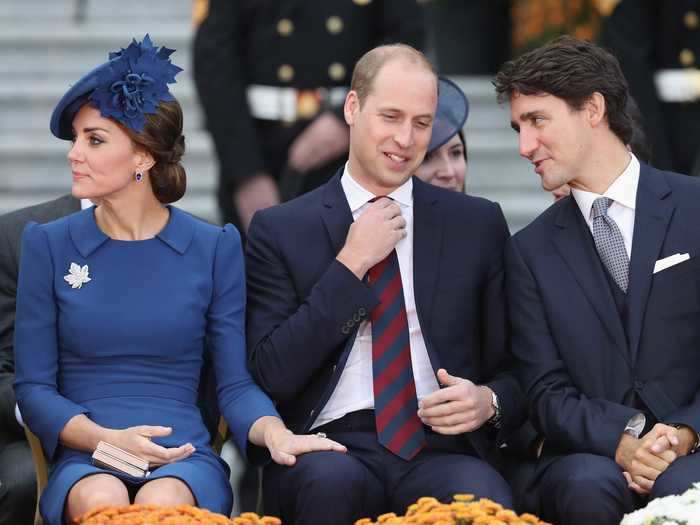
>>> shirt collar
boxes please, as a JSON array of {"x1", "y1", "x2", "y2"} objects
[
  {"x1": 572, "y1": 153, "x2": 640, "y2": 221},
  {"x1": 68, "y1": 205, "x2": 193, "y2": 257},
  {"x1": 340, "y1": 162, "x2": 413, "y2": 212}
]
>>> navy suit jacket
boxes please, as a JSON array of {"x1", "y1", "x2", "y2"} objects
[
  {"x1": 245, "y1": 171, "x2": 525, "y2": 466},
  {"x1": 506, "y1": 163, "x2": 700, "y2": 468}
]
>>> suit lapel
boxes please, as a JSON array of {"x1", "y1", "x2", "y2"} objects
[
  {"x1": 552, "y1": 197, "x2": 631, "y2": 365},
  {"x1": 627, "y1": 165, "x2": 674, "y2": 362},
  {"x1": 412, "y1": 178, "x2": 442, "y2": 363},
  {"x1": 321, "y1": 170, "x2": 354, "y2": 255}
]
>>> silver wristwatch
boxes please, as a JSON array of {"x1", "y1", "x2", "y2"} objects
[{"x1": 487, "y1": 390, "x2": 502, "y2": 428}]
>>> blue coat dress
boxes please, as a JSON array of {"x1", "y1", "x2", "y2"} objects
[{"x1": 13, "y1": 206, "x2": 278, "y2": 525}]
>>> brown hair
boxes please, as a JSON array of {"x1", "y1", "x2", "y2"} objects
[
  {"x1": 350, "y1": 44, "x2": 437, "y2": 105},
  {"x1": 123, "y1": 100, "x2": 186, "y2": 203},
  {"x1": 493, "y1": 35, "x2": 633, "y2": 145}
]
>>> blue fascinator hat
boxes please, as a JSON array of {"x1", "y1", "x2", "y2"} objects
[
  {"x1": 50, "y1": 34, "x2": 183, "y2": 140},
  {"x1": 427, "y1": 77, "x2": 470, "y2": 154}
]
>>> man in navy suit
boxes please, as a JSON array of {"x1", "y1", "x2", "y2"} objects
[
  {"x1": 495, "y1": 36, "x2": 700, "y2": 524},
  {"x1": 246, "y1": 44, "x2": 524, "y2": 525}
]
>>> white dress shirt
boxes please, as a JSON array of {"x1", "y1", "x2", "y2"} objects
[
  {"x1": 571, "y1": 153, "x2": 640, "y2": 258},
  {"x1": 312, "y1": 164, "x2": 440, "y2": 429},
  {"x1": 571, "y1": 153, "x2": 645, "y2": 437}
]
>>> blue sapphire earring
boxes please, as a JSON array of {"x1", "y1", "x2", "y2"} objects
[{"x1": 134, "y1": 171, "x2": 143, "y2": 182}]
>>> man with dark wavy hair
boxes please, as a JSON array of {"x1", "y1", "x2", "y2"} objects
[{"x1": 495, "y1": 36, "x2": 700, "y2": 524}]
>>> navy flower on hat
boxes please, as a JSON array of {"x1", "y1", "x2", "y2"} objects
[{"x1": 90, "y1": 34, "x2": 182, "y2": 132}]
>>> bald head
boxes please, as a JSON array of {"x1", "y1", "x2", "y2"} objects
[{"x1": 350, "y1": 44, "x2": 437, "y2": 106}]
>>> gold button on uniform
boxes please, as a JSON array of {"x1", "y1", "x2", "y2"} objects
[
  {"x1": 353, "y1": 0, "x2": 372, "y2": 5},
  {"x1": 680, "y1": 48, "x2": 695, "y2": 67},
  {"x1": 278, "y1": 64, "x2": 295, "y2": 82},
  {"x1": 328, "y1": 62, "x2": 346, "y2": 81},
  {"x1": 277, "y1": 18, "x2": 294, "y2": 36},
  {"x1": 685, "y1": 11, "x2": 699, "y2": 29},
  {"x1": 326, "y1": 16, "x2": 344, "y2": 34}
]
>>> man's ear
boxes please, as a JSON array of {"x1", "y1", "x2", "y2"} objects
[
  {"x1": 344, "y1": 90, "x2": 360, "y2": 126},
  {"x1": 586, "y1": 92, "x2": 607, "y2": 127}
]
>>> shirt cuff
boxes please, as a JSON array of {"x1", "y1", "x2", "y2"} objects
[
  {"x1": 624, "y1": 413, "x2": 646, "y2": 438},
  {"x1": 15, "y1": 403, "x2": 24, "y2": 426}
]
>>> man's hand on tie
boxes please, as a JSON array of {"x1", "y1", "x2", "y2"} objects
[{"x1": 336, "y1": 198, "x2": 405, "y2": 279}]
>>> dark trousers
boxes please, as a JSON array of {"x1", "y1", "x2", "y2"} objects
[
  {"x1": 263, "y1": 411, "x2": 512, "y2": 525},
  {"x1": 527, "y1": 452, "x2": 700, "y2": 525},
  {"x1": 0, "y1": 436, "x2": 36, "y2": 525}
]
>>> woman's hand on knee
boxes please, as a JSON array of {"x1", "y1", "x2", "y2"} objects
[{"x1": 105, "y1": 425, "x2": 195, "y2": 466}]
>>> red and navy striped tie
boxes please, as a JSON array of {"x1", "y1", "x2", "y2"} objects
[{"x1": 369, "y1": 250, "x2": 426, "y2": 460}]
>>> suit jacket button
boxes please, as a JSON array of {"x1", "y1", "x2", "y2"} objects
[
  {"x1": 326, "y1": 16, "x2": 344, "y2": 34},
  {"x1": 278, "y1": 64, "x2": 295, "y2": 82},
  {"x1": 328, "y1": 62, "x2": 346, "y2": 81},
  {"x1": 358, "y1": 307, "x2": 366, "y2": 316},
  {"x1": 680, "y1": 49, "x2": 695, "y2": 67},
  {"x1": 277, "y1": 18, "x2": 294, "y2": 36}
]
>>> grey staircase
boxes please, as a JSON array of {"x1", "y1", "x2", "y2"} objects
[{"x1": 0, "y1": 1, "x2": 552, "y2": 232}]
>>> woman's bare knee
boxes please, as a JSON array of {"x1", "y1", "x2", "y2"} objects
[
  {"x1": 66, "y1": 474, "x2": 129, "y2": 523},
  {"x1": 134, "y1": 477, "x2": 195, "y2": 506}
]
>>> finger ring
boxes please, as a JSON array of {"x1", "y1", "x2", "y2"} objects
[{"x1": 315, "y1": 432, "x2": 327, "y2": 439}]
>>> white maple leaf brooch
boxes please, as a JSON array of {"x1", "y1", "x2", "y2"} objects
[{"x1": 64, "y1": 263, "x2": 91, "y2": 289}]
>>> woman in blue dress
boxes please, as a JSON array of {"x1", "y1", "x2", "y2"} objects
[{"x1": 13, "y1": 35, "x2": 345, "y2": 525}]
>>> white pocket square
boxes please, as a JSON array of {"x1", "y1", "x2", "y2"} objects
[{"x1": 653, "y1": 253, "x2": 690, "y2": 274}]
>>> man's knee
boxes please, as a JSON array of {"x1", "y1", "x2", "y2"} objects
[
  {"x1": 426, "y1": 455, "x2": 512, "y2": 507},
  {"x1": 285, "y1": 451, "x2": 370, "y2": 494},
  {"x1": 651, "y1": 454, "x2": 700, "y2": 499},
  {"x1": 0, "y1": 441, "x2": 36, "y2": 525},
  {"x1": 266, "y1": 451, "x2": 383, "y2": 524},
  {"x1": 540, "y1": 454, "x2": 633, "y2": 524}
]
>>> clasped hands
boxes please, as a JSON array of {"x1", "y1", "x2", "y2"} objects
[
  {"x1": 417, "y1": 369, "x2": 495, "y2": 435},
  {"x1": 615, "y1": 423, "x2": 696, "y2": 495}
]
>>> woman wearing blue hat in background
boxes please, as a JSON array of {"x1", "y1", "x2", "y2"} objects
[
  {"x1": 12, "y1": 35, "x2": 345, "y2": 524},
  {"x1": 415, "y1": 77, "x2": 469, "y2": 193}
]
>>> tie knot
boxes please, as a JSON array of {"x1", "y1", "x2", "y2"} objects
[
  {"x1": 368, "y1": 196, "x2": 392, "y2": 204},
  {"x1": 592, "y1": 197, "x2": 613, "y2": 220}
]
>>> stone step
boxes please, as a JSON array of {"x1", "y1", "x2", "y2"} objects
[
  {"x1": 0, "y1": 129, "x2": 535, "y2": 189},
  {"x1": 0, "y1": 191, "x2": 220, "y2": 225},
  {"x1": 0, "y1": 83, "x2": 507, "y2": 133},
  {"x1": 0, "y1": 131, "x2": 217, "y2": 191},
  {"x1": 0, "y1": 26, "x2": 192, "y2": 84},
  {"x1": 0, "y1": 0, "x2": 191, "y2": 22},
  {"x1": 0, "y1": 80, "x2": 204, "y2": 133}
]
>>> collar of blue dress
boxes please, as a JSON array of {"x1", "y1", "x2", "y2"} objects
[{"x1": 68, "y1": 205, "x2": 194, "y2": 257}]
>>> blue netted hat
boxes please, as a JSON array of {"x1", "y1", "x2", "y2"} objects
[
  {"x1": 427, "y1": 77, "x2": 469, "y2": 154},
  {"x1": 50, "y1": 34, "x2": 182, "y2": 140}
]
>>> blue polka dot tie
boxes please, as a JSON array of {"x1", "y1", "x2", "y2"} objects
[{"x1": 592, "y1": 197, "x2": 629, "y2": 292}]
